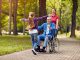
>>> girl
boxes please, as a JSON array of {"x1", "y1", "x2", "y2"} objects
[{"x1": 22, "y1": 12, "x2": 47, "y2": 55}]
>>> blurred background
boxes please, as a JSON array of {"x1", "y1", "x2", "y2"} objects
[{"x1": 0, "y1": 0, "x2": 79, "y2": 37}]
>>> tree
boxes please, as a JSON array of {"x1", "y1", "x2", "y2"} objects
[
  {"x1": 0, "y1": 0, "x2": 2, "y2": 35},
  {"x1": 23, "y1": 0, "x2": 27, "y2": 35},
  {"x1": 13, "y1": 0, "x2": 18, "y2": 35},
  {"x1": 70, "y1": 0, "x2": 78, "y2": 37},
  {"x1": 39, "y1": 0, "x2": 47, "y2": 25},
  {"x1": 9, "y1": 0, "x2": 12, "y2": 35}
]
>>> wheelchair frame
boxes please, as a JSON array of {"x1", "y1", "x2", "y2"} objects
[{"x1": 46, "y1": 29, "x2": 60, "y2": 53}]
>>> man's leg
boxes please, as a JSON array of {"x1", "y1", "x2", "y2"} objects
[
  {"x1": 42, "y1": 35, "x2": 52, "y2": 52},
  {"x1": 37, "y1": 34, "x2": 45, "y2": 52},
  {"x1": 37, "y1": 34, "x2": 45, "y2": 46}
]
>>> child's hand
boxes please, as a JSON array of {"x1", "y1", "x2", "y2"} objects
[
  {"x1": 21, "y1": 18, "x2": 25, "y2": 21},
  {"x1": 21, "y1": 18, "x2": 29, "y2": 22}
]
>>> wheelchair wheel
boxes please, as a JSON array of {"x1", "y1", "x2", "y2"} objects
[
  {"x1": 48, "y1": 40, "x2": 54, "y2": 53},
  {"x1": 46, "y1": 38, "x2": 60, "y2": 53},
  {"x1": 46, "y1": 40, "x2": 54, "y2": 53},
  {"x1": 45, "y1": 40, "x2": 51, "y2": 53},
  {"x1": 53, "y1": 38, "x2": 60, "y2": 52}
]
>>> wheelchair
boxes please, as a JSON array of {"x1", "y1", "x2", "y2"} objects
[{"x1": 46, "y1": 29, "x2": 60, "y2": 53}]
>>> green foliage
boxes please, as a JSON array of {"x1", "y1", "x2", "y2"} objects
[
  {"x1": 0, "y1": 35, "x2": 31, "y2": 56},
  {"x1": 1, "y1": 0, "x2": 80, "y2": 32},
  {"x1": 76, "y1": 0, "x2": 80, "y2": 26},
  {"x1": 1, "y1": 0, "x2": 39, "y2": 32},
  {"x1": 46, "y1": 0, "x2": 72, "y2": 32},
  {"x1": 17, "y1": 22, "x2": 23, "y2": 32}
]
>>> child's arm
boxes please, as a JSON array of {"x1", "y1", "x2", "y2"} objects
[
  {"x1": 35, "y1": 16, "x2": 48, "y2": 21},
  {"x1": 21, "y1": 18, "x2": 29, "y2": 22}
]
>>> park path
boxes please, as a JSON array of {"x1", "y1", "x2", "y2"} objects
[{"x1": 0, "y1": 35, "x2": 80, "y2": 60}]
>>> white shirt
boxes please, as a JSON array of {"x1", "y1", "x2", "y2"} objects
[{"x1": 46, "y1": 24, "x2": 50, "y2": 34}]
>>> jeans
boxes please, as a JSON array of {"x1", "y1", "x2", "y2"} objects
[
  {"x1": 30, "y1": 33, "x2": 38, "y2": 49},
  {"x1": 38, "y1": 34, "x2": 52, "y2": 48}
]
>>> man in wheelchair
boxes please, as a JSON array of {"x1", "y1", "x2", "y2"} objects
[{"x1": 37, "y1": 17, "x2": 56, "y2": 52}]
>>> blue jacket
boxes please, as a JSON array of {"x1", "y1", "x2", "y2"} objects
[{"x1": 38, "y1": 23, "x2": 55, "y2": 36}]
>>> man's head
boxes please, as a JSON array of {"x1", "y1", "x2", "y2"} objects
[{"x1": 47, "y1": 17, "x2": 52, "y2": 24}]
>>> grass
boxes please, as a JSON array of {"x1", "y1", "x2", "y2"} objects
[
  {"x1": 0, "y1": 35, "x2": 31, "y2": 56},
  {"x1": 65, "y1": 30, "x2": 80, "y2": 40}
]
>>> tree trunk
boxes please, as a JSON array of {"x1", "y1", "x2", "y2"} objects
[
  {"x1": 39, "y1": 0, "x2": 47, "y2": 25},
  {"x1": 70, "y1": 0, "x2": 78, "y2": 37},
  {"x1": 9, "y1": 0, "x2": 12, "y2": 35},
  {"x1": 0, "y1": 0, "x2": 2, "y2": 35},
  {"x1": 23, "y1": 0, "x2": 27, "y2": 35},
  {"x1": 13, "y1": 0, "x2": 18, "y2": 35},
  {"x1": 35, "y1": 0, "x2": 38, "y2": 15}
]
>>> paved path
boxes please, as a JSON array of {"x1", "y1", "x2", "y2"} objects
[{"x1": 0, "y1": 36, "x2": 80, "y2": 60}]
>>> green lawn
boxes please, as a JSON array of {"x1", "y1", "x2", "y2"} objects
[{"x1": 0, "y1": 35, "x2": 31, "y2": 56}]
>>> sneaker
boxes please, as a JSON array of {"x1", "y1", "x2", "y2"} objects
[
  {"x1": 35, "y1": 48, "x2": 39, "y2": 52},
  {"x1": 32, "y1": 49, "x2": 37, "y2": 55},
  {"x1": 40, "y1": 49, "x2": 46, "y2": 52},
  {"x1": 35, "y1": 45, "x2": 41, "y2": 52},
  {"x1": 43, "y1": 47, "x2": 46, "y2": 52}
]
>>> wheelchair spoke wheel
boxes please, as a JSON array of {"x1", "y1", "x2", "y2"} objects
[
  {"x1": 46, "y1": 38, "x2": 60, "y2": 53},
  {"x1": 49, "y1": 41, "x2": 53, "y2": 53},
  {"x1": 47, "y1": 40, "x2": 53, "y2": 53},
  {"x1": 53, "y1": 38, "x2": 60, "y2": 52},
  {"x1": 46, "y1": 40, "x2": 52, "y2": 53}
]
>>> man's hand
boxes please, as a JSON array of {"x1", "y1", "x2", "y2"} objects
[{"x1": 49, "y1": 27, "x2": 52, "y2": 30}]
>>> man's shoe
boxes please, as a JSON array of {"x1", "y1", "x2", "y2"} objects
[
  {"x1": 35, "y1": 48, "x2": 40, "y2": 52},
  {"x1": 35, "y1": 45, "x2": 41, "y2": 52},
  {"x1": 43, "y1": 47, "x2": 46, "y2": 52},
  {"x1": 40, "y1": 49, "x2": 46, "y2": 52}
]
